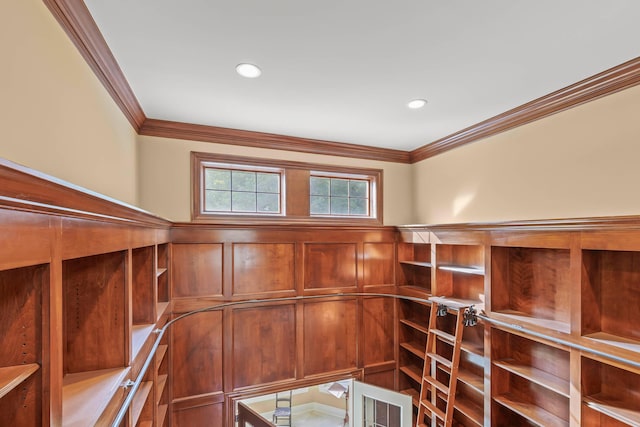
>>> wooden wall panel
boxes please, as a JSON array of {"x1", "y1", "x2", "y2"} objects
[
  {"x1": 172, "y1": 243, "x2": 223, "y2": 298},
  {"x1": 171, "y1": 310, "x2": 223, "y2": 398},
  {"x1": 172, "y1": 403, "x2": 224, "y2": 427},
  {"x1": 0, "y1": 210, "x2": 51, "y2": 271},
  {"x1": 363, "y1": 242, "x2": 395, "y2": 286},
  {"x1": 303, "y1": 299, "x2": 357, "y2": 376},
  {"x1": 363, "y1": 297, "x2": 395, "y2": 366},
  {"x1": 304, "y1": 243, "x2": 357, "y2": 289},
  {"x1": 364, "y1": 369, "x2": 395, "y2": 390},
  {"x1": 232, "y1": 243, "x2": 295, "y2": 295},
  {"x1": 232, "y1": 304, "x2": 296, "y2": 389}
]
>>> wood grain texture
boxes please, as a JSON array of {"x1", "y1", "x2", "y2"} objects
[
  {"x1": 411, "y1": 56, "x2": 640, "y2": 162},
  {"x1": 42, "y1": 0, "x2": 145, "y2": 130},
  {"x1": 0, "y1": 210, "x2": 51, "y2": 271},
  {"x1": 171, "y1": 243, "x2": 223, "y2": 298},
  {"x1": 363, "y1": 243, "x2": 395, "y2": 286},
  {"x1": 232, "y1": 304, "x2": 296, "y2": 389},
  {"x1": 144, "y1": 119, "x2": 410, "y2": 163},
  {"x1": 132, "y1": 246, "x2": 155, "y2": 324},
  {"x1": 0, "y1": 372, "x2": 42, "y2": 427},
  {"x1": 363, "y1": 297, "x2": 395, "y2": 366},
  {"x1": 171, "y1": 310, "x2": 223, "y2": 398},
  {"x1": 232, "y1": 243, "x2": 295, "y2": 295},
  {"x1": 303, "y1": 299, "x2": 358, "y2": 376},
  {"x1": 303, "y1": 243, "x2": 357, "y2": 289},
  {"x1": 172, "y1": 402, "x2": 224, "y2": 427},
  {"x1": 63, "y1": 251, "x2": 126, "y2": 373}
]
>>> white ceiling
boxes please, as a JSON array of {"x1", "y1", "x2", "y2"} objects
[{"x1": 84, "y1": 1, "x2": 640, "y2": 151}]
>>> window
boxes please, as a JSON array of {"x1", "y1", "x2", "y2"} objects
[
  {"x1": 203, "y1": 166, "x2": 282, "y2": 214},
  {"x1": 310, "y1": 175, "x2": 371, "y2": 217},
  {"x1": 192, "y1": 152, "x2": 382, "y2": 223}
]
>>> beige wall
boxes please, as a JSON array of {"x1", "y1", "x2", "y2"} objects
[
  {"x1": 412, "y1": 84, "x2": 640, "y2": 225},
  {"x1": 0, "y1": 0, "x2": 138, "y2": 205},
  {"x1": 137, "y1": 135, "x2": 414, "y2": 225}
]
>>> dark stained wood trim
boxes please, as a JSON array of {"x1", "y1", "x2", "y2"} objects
[
  {"x1": 0, "y1": 158, "x2": 169, "y2": 227},
  {"x1": 141, "y1": 118, "x2": 411, "y2": 163},
  {"x1": 42, "y1": 0, "x2": 146, "y2": 131},
  {"x1": 410, "y1": 56, "x2": 640, "y2": 162}
]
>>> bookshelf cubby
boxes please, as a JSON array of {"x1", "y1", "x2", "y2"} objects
[
  {"x1": 435, "y1": 244, "x2": 484, "y2": 304},
  {"x1": 582, "y1": 249, "x2": 640, "y2": 354},
  {"x1": 491, "y1": 246, "x2": 571, "y2": 333},
  {"x1": 397, "y1": 242, "x2": 432, "y2": 291},
  {"x1": 156, "y1": 243, "x2": 170, "y2": 320},
  {"x1": 0, "y1": 264, "x2": 46, "y2": 426}
]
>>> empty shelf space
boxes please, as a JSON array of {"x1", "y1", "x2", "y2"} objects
[
  {"x1": 437, "y1": 265, "x2": 485, "y2": 276},
  {"x1": 132, "y1": 324, "x2": 156, "y2": 359},
  {"x1": 491, "y1": 310, "x2": 570, "y2": 334},
  {"x1": 400, "y1": 260, "x2": 433, "y2": 268},
  {"x1": 158, "y1": 403, "x2": 168, "y2": 427},
  {"x1": 461, "y1": 341, "x2": 484, "y2": 358},
  {"x1": 0, "y1": 363, "x2": 39, "y2": 399},
  {"x1": 400, "y1": 318, "x2": 429, "y2": 334},
  {"x1": 400, "y1": 341, "x2": 425, "y2": 359},
  {"x1": 583, "y1": 332, "x2": 640, "y2": 353},
  {"x1": 583, "y1": 395, "x2": 640, "y2": 425},
  {"x1": 157, "y1": 301, "x2": 170, "y2": 320},
  {"x1": 399, "y1": 364, "x2": 422, "y2": 384},
  {"x1": 494, "y1": 394, "x2": 568, "y2": 427},
  {"x1": 156, "y1": 374, "x2": 168, "y2": 404},
  {"x1": 62, "y1": 367, "x2": 130, "y2": 427},
  {"x1": 156, "y1": 267, "x2": 167, "y2": 277},
  {"x1": 455, "y1": 395, "x2": 483, "y2": 426},
  {"x1": 494, "y1": 359, "x2": 569, "y2": 397},
  {"x1": 131, "y1": 381, "x2": 152, "y2": 426},
  {"x1": 457, "y1": 368, "x2": 484, "y2": 394}
]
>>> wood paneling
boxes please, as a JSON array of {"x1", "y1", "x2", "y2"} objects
[
  {"x1": 363, "y1": 297, "x2": 395, "y2": 366},
  {"x1": 172, "y1": 402, "x2": 224, "y2": 427},
  {"x1": 171, "y1": 310, "x2": 223, "y2": 398},
  {"x1": 232, "y1": 243, "x2": 295, "y2": 295},
  {"x1": 303, "y1": 299, "x2": 358, "y2": 376},
  {"x1": 304, "y1": 243, "x2": 357, "y2": 289},
  {"x1": 364, "y1": 369, "x2": 395, "y2": 390},
  {"x1": 363, "y1": 242, "x2": 395, "y2": 286},
  {"x1": 172, "y1": 243, "x2": 223, "y2": 298},
  {"x1": 232, "y1": 304, "x2": 296, "y2": 389}
]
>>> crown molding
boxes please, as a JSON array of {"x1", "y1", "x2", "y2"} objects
[
  {"x1": 410, "y1": 56, "x2": 640, "y2": 163},
  {"x1": 140, "y1": 118, "x2": 411, "y2": 163},
  {"x1": 43, "y1": 0, "x2": 146, "y2": 131}
]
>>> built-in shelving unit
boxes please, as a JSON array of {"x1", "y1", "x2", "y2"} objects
[
  {"x1": 435, "y1": 244, "x2": 485, "y2": 306},
  {"x1": 156, "y1": 243, "x2": 170, "y2": 321},
  {"x1": 397, "y1": 242, "x2": 432, "y2": 292},
  {"x1": 156, "y1": 318, "x2": 170, "y2": 427}
]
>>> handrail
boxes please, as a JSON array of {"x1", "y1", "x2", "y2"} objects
[{"x1": 111, "y1": 292, "x2": 640, "y2": 426}]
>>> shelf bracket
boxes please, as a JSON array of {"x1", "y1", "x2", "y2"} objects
[
  {"x1": 463, "y1": 305, "x2": 478, "y2": 327},
  {"x1": 121, "y1": 379, "x2": 135, "y2": 389},
  {"x1": 436, "y1": 303, "x2": 448, "y2": 317}
]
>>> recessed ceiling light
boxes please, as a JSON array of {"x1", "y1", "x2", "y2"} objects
[
  {"x1": 407, "y1": 99, "x2": 427, "y2": 109},
  {"x1": 236, "y1": 63, "x2": 262, "y2": 78}
]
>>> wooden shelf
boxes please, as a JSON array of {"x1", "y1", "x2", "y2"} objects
[
  {"x1": 156, "y1": 267, "x2": 167, "y2": 277},
  {"x1": 62, "y1": 367, "x2": 130, "y2": 427},
  {"x1": 400, "y1": 260, "x2": 433, "y2": 268},
  {"x1": 158, "y1": 403, "x2": 168, "y2": 427},
  {"x1": 399, "y1": 364, "x2": 422, "y2": 384},
  {"x1": 494, "y1": 359, "x2": 569, "y2": 398},
  {"x1": 400, "y1": 341, "x2": 425, "y2": 359},
  {"x1": 156, "y1": 374, "x2": 168, "y2": 404},
  {"x1": 583, "y1": 395, "x2": 640, "y2": 425},
  {"x1": 157, "y1": 301, "x2": 170, "y2": 321},
  {"x1": 437, "y1": 264, "x2": 484, "y2": 276},
  {"x1": 131, "y1": 381, "x2": 153, "y2": 426},
  {"x1": 455, "y1": 395, "x2": 483, "y2": 426},
  {"x1": 156, "y1": 344, "x2": 168, "y2": 370},
  {"x1": 494, "y1": 394, "x2": 568, "y2": 427},
  {"x1": 400, "y1": 388, "x2": 419, "y2": 408},
  {"x1": 0, "y1": 364, "x2": 39, "y2": 399},
  {"x1": 584, "y1": 331, "x2": 640, "y2": 353},
  {"x1": 457, "y1": 368, "x2": 484, "y2": 394},
  {"x1": 132, "y1": 324, "x2": 156, "y2": 360},
  {"x1": 490, "y1": 310, "x2": 570, "y2": 334},
  {"x1": 399, "y1": 318, "x2": 428, "y2": 335}
]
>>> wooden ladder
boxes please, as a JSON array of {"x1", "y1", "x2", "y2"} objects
[{"x1": 416, "y1": 300, "x2": 469, "y2": 427}]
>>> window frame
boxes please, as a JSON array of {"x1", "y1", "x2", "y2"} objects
[
  {"x1": 309, "y1": 171, "x2": 376, "y2": 218},
  {"x1": 192, "y1": 152, "x2": 383, "y2": 224}
]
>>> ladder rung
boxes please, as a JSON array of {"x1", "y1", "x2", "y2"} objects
[
  {"x1": 420, "y1": 399, "x2": 445, "y2": 421},
  {"x1": 430, "y1": 328, "x2": 456, "y2": 343},
  {"x1": 426, "y1": 352, "x2": 453, "y2": 369},
  {"x1": 422, "y1": 375, "x2": 449, "y2": 394}
]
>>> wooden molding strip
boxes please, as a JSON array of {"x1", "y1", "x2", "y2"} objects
[
  {"x1": 140, "y1": 118, "x2": 411, "y2": 163},
  {"x1": 410, "y1": 56, "x2": 640, "y2": 162},
  {"x1": 43, "y1": 0, "x2": 146, "y2": 131}
]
